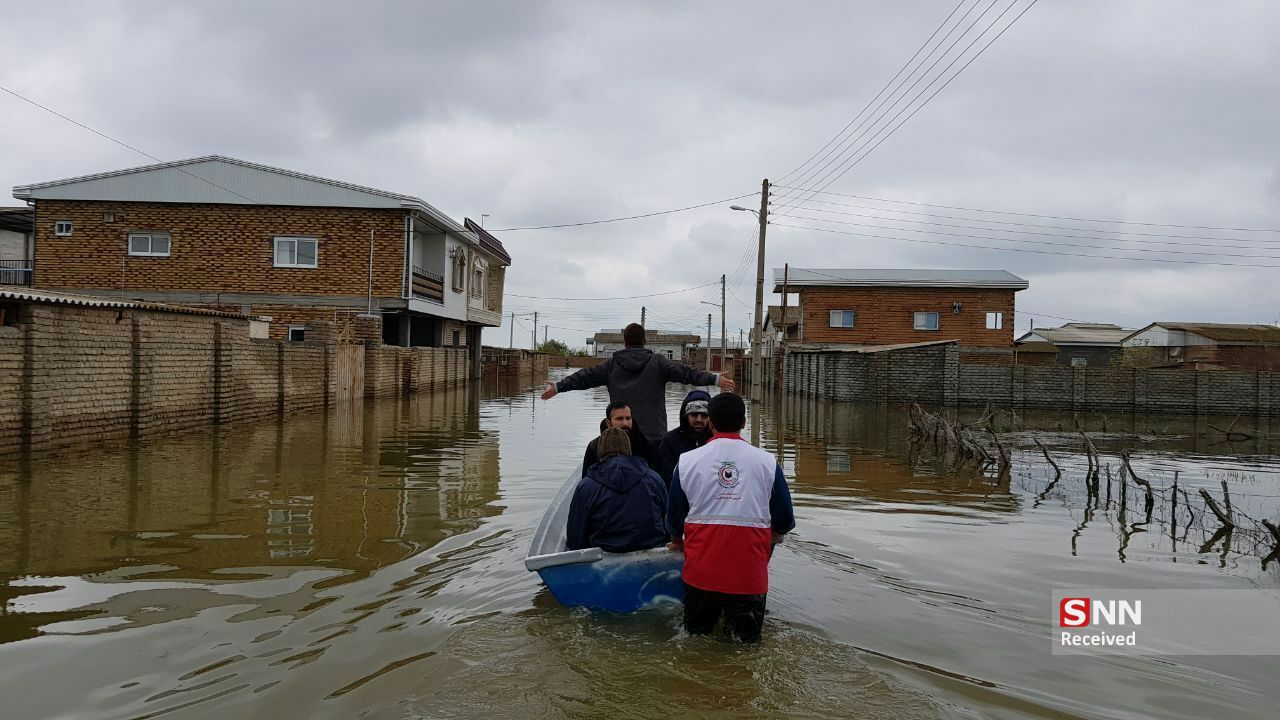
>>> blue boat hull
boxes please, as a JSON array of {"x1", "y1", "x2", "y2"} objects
[{"x1": 526, "y1": 467, "x2": 684, "y2": 613}]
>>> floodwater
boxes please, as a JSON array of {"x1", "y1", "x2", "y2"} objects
[{"x1": 2, "y1": 371, "x2": 1279, "y2": 719}]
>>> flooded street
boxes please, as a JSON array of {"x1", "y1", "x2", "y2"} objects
[{"x1": 2, "y1": 371, "x2": 1279, "y2": 719}]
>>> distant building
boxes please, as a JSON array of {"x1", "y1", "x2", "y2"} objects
[
  {"x1": 1016, "y1": 322, "x2": 1134, "y2": 367},
  {"x1": 0, "y1": 207, "x2": 33, "y2": 286},
  {"x1": 590, "y1": 328, "x2": 700, "y2": 360},
  {"x1": 12, "y1": 156, "x2": 510, "y2": 364},
  {"x1": 1122, "y1": 322, "x2": 1280, "y2": 371},
  {"x1": 773, "y1": 268, "x2": 1028, "y2": 360}
]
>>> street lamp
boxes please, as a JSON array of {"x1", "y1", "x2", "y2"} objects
[{"x1": 730, "y1": 179, "x2": 769, "y2": 403}]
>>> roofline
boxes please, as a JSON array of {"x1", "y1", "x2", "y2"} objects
[
  {"x1": 14, "y1": 155, "x2": 467, "y2": 234},
  {"x1": 775, "y1": 279, "x2": 1029, "y2": 292}
]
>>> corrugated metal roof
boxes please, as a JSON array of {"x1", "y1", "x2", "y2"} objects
[
  {"x1": 0, "y1": 288, "x2": 251, "y2": 318},
  {"x1": 788, "y1": 339, "x2": 958, "y2": 354},
  {"x1": 463, "y1": 218, "x2": 512, "y2": 265},
  {"x1": 592, "y1": 332, "x2": 701, "y2": 344},
  {"x1": 1017, "y1": 323, "x2": 1132, "y2": 346},
  {"x1": 13, "y1": 156, "x2": 466, "y2": 234},
  {"x1": 1014, "y1": 341, "x2": 1059, "y2": 353},
  {"x1": 0, "y1": 207, "x2": 33, "y2": 233},
  {"x1": 773, "y1": 268, "x2": 1028, "y2": 291},
  {"x1": 765, "y1": 305, "x2": 800, "y2": 329},
  {"x1": 1144, "y1": 322, "x2": 1280, "y2": 343}
]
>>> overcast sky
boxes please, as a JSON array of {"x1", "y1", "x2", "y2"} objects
[{"x1": 3, "y1": 0, "x2": 1279, "y2": 348}]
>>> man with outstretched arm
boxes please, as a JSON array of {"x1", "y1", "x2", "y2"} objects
[
  {"x1": 541, "y1": 323, "x2": 734, "y2": 449},
  {"x1": 667, "y1": 392, "x2": 794, "y2": 643}
]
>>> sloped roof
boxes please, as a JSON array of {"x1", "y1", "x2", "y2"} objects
[
  {"x1": 1017, "y1": 322, "x2": 1132, "y2": 346},
  {"x1": 773, "y1": 268, "x2": 1028, "y2": 292},
  {"x1": 1140, "y1": 322, "x2": 1280, "y2": 344},
  {"x1": 592, "y1": 331, "x2": 701, "y2": 344},
  {"x1": 463, "y1": 218, "x2": 511, "y2": 265},
  {"x1": 0, "y1": 207, "x2": 33, "y2": 233},
  {"x1": 0, "y1": 288, "x2": 252, "y2": 318},
  {"x1": 1014, "y1": 341, "x2": 1059, "y2": 354},
  {"x1": 13, "y1": 155, "x2": 466, "y2": 234},
  {"x1": 765, "y1": 305, "x2": 800, "y2": 330}
]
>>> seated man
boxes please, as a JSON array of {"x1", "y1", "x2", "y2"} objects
[
  {"x1": 582, "y1": 401, "x2": 653, "y2": 478},
  {"x1": 653, "y1": 390, "x2": 713, "y2": 486},
  {"x1": 566, "y1": 427, "x2": 669, "y2": 553}
]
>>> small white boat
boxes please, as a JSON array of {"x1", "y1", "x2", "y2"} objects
[{"x1": 524, "y1": 467, "x2": 685, "y2": 612}]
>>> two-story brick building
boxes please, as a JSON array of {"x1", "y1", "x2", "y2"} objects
[
  {"x1": 773, "y1": 268, "x2": 1028, "y2": 352},
  {"x1": 12, "y1": 156, "x2": 509, "y2": 368}
]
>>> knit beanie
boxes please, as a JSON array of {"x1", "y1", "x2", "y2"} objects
[{"x1": 597, "y1": 427, "x2": 632, "y2": 459}]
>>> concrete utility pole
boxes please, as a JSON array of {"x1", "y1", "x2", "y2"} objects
[
  {"x1": 532, "y1": 311, "x2": 538, "y2": 349},
  {"x1": 706, "y1": 314, "x2": 712, "y2": 371},
  {"x1": 751, "y1": 178, "x2": 770, "y2": 403},
  {"x1": 720, "y1": 273, "x2": 727, "y2": 376},
  {"x1": 509, "y1": 311, "x2": 515, "y2": 349},
  {"x1": 543, "y1": 326, "x2": 548, "y2": 345}
]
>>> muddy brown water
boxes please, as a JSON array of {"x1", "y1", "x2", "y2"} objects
[{"x1": 1, "y1": 371, "x2": 1278, "y2": 719}]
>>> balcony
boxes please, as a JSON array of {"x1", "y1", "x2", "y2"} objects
[
  {"x1": 411, "y1": 266, "x2": 444, "y2": 303},
  {"x1": 0, "y1": 261, "x2": 32, "y2": 287}
]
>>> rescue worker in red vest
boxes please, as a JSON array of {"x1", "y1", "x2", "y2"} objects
[{"x1": 666, "y1": 392, "x2": 795, "y2": 642}]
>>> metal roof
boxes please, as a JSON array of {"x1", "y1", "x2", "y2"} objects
[
  {"x1": 0, "y1": 207, "x2": 33, "y2": 234},
  {"x1": 13, "y1": 155, "x2": 467, "y2": 234},
  {"x1": 765, "y1": 305, "x2": 801, "y2": 329},
  {"x1": 1017, "y1": 323, "x2": 1133, "y2": 346},
  {"x1": 592, "y1": 331, "x2": 701, "y2": 344},
  {"x1": 464, "y1": 218, "x2": 512, "y2": 266},
  {"x1": 1131, "y1": 322, "x2": 1280, "y2": 344},
  {"x1": 773, "y1": 268, "x2": 1028, "y2": 291},
  {"x1": 0, "y1": 288, "x2": 252, "y2": 318}
]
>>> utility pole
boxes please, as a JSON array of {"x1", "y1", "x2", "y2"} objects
[
  {"x1": 706, "y1": 313, "x2": 712, "y2": 371},
  {"x1": 532, "y1": 310, "x2": 538, "y2": 349},
  {"x1": 543, "y1": 326, "x2": 548, "y2": 345},
  {"x1": 777, "y1": 263, "x2": 789, "y2": 392},
  {"x1": 751, "y1": 178, "x2": 769, "y2": 403},
  {"x1": 509, "y1": 311, "x2": 515, "y2": 349},
  {"x1": 641, "y1": 306, "x2": 646, "y2": 328},
  {"x1": 720, "y1": 273, "x2": 727, "y2": 377}
]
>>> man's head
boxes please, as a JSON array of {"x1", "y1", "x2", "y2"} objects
[
  {"x1": 622, "y1": 323, "x2": 646, "y2": 348},
  {"x1": 683, "y1": 391, "x2": 711, "y2": 434},
  {"x1": 597, "y1": 426, "x2": 632, "y2": 460},
  {"x1": 708, "y1": 392, "x2": 746, "y2": 435},
  {"x1": 605, "y1": 400, "x2": 633, "y2": 430}
]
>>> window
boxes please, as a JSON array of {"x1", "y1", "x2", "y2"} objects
[
  {"x1": 828, "y1": 309, "x2": 855, "y2": 328},
  {"x1": 129, "y1": 233, "x2": 171, "y2": 256},
  {"x1": 451, "y1": 249, "x2": 467, "y2": 293},
  {"x1": 287, "y1": 326, "x2": 305, "y2": 342},
  {"x1": 985, "y1": 312, "x2": 1003, "y2": 330},
  {"x1": 452, "y1": 330, "x2": 461, "y2": 346},
  {"x1": 274, "y1": 236, "x2": 318, "y2": 268},
  {"x1": 54, "y1": 221, "x2": 73, "y2": 236},
  {"x1": 913, "y1": 312, "x2": 939, "y2": 331}
]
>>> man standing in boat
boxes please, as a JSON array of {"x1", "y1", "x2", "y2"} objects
[
  {"x1": 541, "y1": 323, "x2": 733, "y2": 448},
  {"x1": 667, "y1": 392, "x2": 794, "y2": 642}
]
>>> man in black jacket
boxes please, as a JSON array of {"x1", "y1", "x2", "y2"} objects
[
  {"x1": 542, "y1": 323, "x2": 734, "y2": 448},
  {"x1": 653, "y1": 389, "x2": 713, "y2": 486},
  {"x1": 566, "y1": 427, "x2": 669, "y2": 553},
  {"x1": 582, "y1": 401, "x2": 654, "y2": 478}
]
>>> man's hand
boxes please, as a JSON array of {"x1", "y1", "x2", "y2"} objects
[
  {"x1": 666, "y1": 540, "x2": 684, "y2": 552},
  {"x1": 717, "y1": 374, "x2": 736, "y2": 392},
  {"x1": 540, "y1": 381, "x2": 557, "y2": 400}
]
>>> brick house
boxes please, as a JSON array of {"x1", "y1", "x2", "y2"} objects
[
  {"x1": 11, "y1": 156, "x2": 510, "y2": 365},
  {"x1": 1121, "y1": 322, "x2": 1280, "y2": 371},
  {"x1": 773, "y1": 268, "x2": 1028, "y2": 353}
]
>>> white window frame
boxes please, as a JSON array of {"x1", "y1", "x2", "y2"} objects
[
  {"x1": 54, "y1": 220, "x2": 73, "y2": 236},
  {"x1": 913, "y1": 311, "x2": 940, "y2": 331},
  {"x1": 287, "y1": 326, "x2": 305, "y2": 342},
  {"x1": 128, "y1": 232, "x2": 171, "y2": 257},
  {"x1": 273, "y1": 236, "x2": 318, "y2": 268},
  {"x1": 985, "y1": 311, "x2": 1004, "y2": 330},
  {"x1": 828, "y1": 309, "x2": 855, "y2": 328}
]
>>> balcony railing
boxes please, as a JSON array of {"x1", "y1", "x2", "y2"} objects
[
  {"x1": 411, "y1": 266, "x2": 444, "y2": 303},
  {"x1": 0, "y1": 260, "x2": 32, "y2": 287}
]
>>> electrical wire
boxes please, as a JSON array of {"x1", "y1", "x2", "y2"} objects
[
  {"x1": 771, "y1": 221, "x2": 1280, "y2": 268},
  {"x1": 503, "y1": 281, "x2": 718, "y2": 301},
  {"x1": 490, "y1": 193, "x2": 759, "y2": 231}
]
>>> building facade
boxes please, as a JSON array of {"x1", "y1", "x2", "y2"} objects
[
  {"x1": 11, "y1": 156, "x2": 509, "y2": 367},
  {"x1": 774, "y1": 268, "x2": 1028, "y2": 348},
  {"x1": 0, "y1": 207, "x2": 33, "y2": 286},
  {"x1": 1122, "y1": 322, "x2": 1280, "y2": 371},
  {"x1": 1015, "y1": 322, "x2": 1133, "y2": 367},
  {"x1": 590, "y1": 328, "x2": 700, "y2": 360}
]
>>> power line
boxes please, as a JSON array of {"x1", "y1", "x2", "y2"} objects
[
  {"x1": 490, "y1": 193, "x2": 758, "y2": 231},
  {"x1": 772, "y1": 221, "x2": 1280, "y2": 268},
  {"x1": 772, "y1": 186, "x2": 1280, "y2": 235},
  {"x1": 777, "y1": 0, "x2": 975, "y2": 184},
  {"x1": 774, "y1": 0, "x2": 1040, "y2": 219},
  {"x1": 784, "y1": 213, "x2": 1280, "y2": 260},
  {"x1": 503, "y1": 281, "x2": 718, "y2": 301},
  {"x1": 768, "y1": 195, "x2": 1280, "y2": 247}
]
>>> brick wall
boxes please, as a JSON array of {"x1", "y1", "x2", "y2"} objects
[
  {"x1": 798, "y1": 287, "x2": 1015, "y2": 347},
  {"x1": 1, "y1": 300, "x2": 473, "y2": 456},
  {"x1": 34, "y1": 200, "x2": 408, "y2": 298}
]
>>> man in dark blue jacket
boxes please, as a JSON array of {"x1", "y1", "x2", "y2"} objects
[
  {"x1": 653, "y1": 389, "x2": 713, "y2": 486},
  {"x1": 566, "y1": 427, "x2": 669, "y2": 553},
  {"x1": 542, "y1": 323, "x2": 733, "y2": 448}
]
